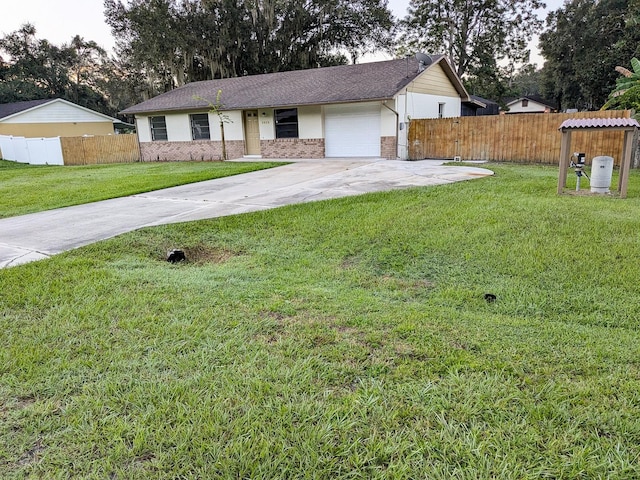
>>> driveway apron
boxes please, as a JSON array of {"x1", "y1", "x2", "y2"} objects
[{"x1": 0, "y1": 159, "x2": 493, "y2": 267}]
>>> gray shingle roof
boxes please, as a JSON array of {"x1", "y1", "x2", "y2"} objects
[
  {"x1": 0, "y1": 99, "x2": 54, "y2": 120},
  {"x1": 121, "y1": 56, "x2": 448, "y2": 115}
]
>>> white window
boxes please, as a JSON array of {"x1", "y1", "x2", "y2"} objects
[
  {"x1": 190, "y1": 114, "x2": 210, "y2": 140},
  {"x1": 438, "y1": 103, "x2": 445, "y2": 119},
  {"x1": 150, "y1": 116, "x2": 167, "y2": 141}
]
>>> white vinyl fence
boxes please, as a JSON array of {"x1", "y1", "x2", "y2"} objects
[{"x1": 0, "y1": 135, "x2": 64, "y2": 165}]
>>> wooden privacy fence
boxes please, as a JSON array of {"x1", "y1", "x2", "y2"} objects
[
  {"x1": 61, "y1": 134, "x2": 140, "y2": 165},
  {"x1": 409, "y1": 110, "x2": 633, "y2": 165}
]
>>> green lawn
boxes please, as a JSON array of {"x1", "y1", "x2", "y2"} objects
[
  {"x1": 0, "y1": 160, "x2": 284, "y2": 218},
  {"x1": 1, "y1": 164, "x2": 640, "y2": 478}
]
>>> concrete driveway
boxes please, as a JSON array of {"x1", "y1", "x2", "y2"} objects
[{"x1": 0, "y1": 159, "x2": 493, "y2": 268}]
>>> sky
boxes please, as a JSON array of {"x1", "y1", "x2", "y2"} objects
[{"x1": 0, "y1": 0, "x2": 565, "y2": 64}]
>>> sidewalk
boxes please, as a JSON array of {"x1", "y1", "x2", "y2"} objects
[{"x1": 0, "y1": 159, "x2": 493, "y2": 268}]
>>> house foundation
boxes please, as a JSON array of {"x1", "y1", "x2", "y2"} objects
[
  {"x1": 381, "y1": 136, "x2": 398, "y2": 159},
  {"x1": 260, "y1": 138, "x2": 325, "y2": 159},
  {"x1": 139, "y1": 137, "x2": 399, "y2": 161},
  {"x1": 140, "y1": 140, "x2": 245, "y2": 161}
]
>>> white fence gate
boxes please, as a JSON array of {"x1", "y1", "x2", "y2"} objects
[{"x1": 0, "y1": 135, "x2": 64, "y2": 165}]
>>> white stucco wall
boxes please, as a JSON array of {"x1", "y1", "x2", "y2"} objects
[
  {"x1": 136, "y1": 111, "x2": 244, "y2": 143},
  {"x1": 394, "y1": 92, "x2": 461, "y2": 159},
  {"x1": 399, "y1": 92, "x2": 461, "y2": 121},
  {"x1": 380, "y1": 103, "x2": 397, "y2": 137},
  {"x1": 298, "y1": 106, "x2": 323, "y2": 139},
  {"x1": 213, "y1": 111, "x2": 244, "y2": 141},
  {"x1": 255, "y1": 106, "x2": 323, "y2": 140},
  {"x1": 136, "y1": 117, "x2": 151, "y2": 142},
  {"x1": 165, "y1": 113, "x2": 191, "y2": 141},
  {"x1": 258, "y1": 109, "x2": 275, "y2": 140}
]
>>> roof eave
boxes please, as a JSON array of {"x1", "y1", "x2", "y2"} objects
[
  {"x1": 122, "y1": 97, "x2": 396, "y2": 116},
  {"x1": 465, "y1": 99, "x2": 487, "y2": 108}
]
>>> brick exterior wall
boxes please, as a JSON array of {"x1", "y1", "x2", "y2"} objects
[
  {"x1": 140, "y1": 140, "x2": 245, "y2": 161},
  {"x1": 381, "y1": 136, "x2": 398, "y2": 159},
  {"x1": 139, "y1": 136, "x2": 398, "y2": 160},
  {"x1": 260, "y1": 138, "x2": 325, "y2": 159}
]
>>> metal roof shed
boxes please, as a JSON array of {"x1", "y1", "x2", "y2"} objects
[{"x1": 557, "y1": 117, "x2": 639, "y2": 198}]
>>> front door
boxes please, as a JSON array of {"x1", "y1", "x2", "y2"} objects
[{"x1": 244, "y1": 110, "x2": 261, "y2": 155}]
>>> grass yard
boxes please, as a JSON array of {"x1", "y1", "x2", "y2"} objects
[
  {"x1": 1, "y1": 164, "x2": 640, "y2": 478},
  {"x1": 0, "y1": 160, "x2": 284, "y2": 219}
]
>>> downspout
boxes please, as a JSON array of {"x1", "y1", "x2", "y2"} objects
[{"x1": 382, "y1": 100, "x2": 399, "y2": 160}]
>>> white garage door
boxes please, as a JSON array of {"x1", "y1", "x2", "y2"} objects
[{"x1": 325, "y1": 103, "x2": 381, "y2": 157}]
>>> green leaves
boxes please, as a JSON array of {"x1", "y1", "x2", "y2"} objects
[
  {"x1": 0, "y1": 25, "x2": 113, "y2": 115},
  {"x1": 602, "y1": 57, "x2": 640, "y2": 117},
  {"x1": 540, "y1": 0, "x2": 640, "y2": 111},
  {"x1": 398, "y1": 0, "x2": 544, "y2": 80},
  {"x1": 104, "y1": 0, "x2": 394, "y2": 93}
]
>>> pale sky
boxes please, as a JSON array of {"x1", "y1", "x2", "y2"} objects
[{"x1": 0, "y1": 0, "x2": 564, "y2": 64}]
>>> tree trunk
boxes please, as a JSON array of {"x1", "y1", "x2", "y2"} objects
[{"x1": 220, "y1": 120, "x2": 227, "y2": 161}]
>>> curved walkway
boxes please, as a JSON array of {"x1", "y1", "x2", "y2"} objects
[{"x1": 0, "y1": 159, "x2": 493, "y2": 268}]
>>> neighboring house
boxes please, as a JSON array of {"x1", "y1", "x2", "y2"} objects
[
  {"x1": 462, "y1": 95, "x2": 500, "y2": 116},
  {"x1": 121, "y1": 56, "x2": 471, "y2": 161},
  {"x1": 0, "y1": 99, "x2": 118, "y2": 138},
  {"x1": 503, "y1": 96, "x2": 558, "y2": 114}
]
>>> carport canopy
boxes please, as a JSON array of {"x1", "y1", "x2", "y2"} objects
[{"x1": 557, "y1": 117, "x2": 639, "y2": 198}]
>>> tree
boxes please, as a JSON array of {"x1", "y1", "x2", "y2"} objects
[
  {"x1": 194, "y1": 90, "x2": 232, "y2": 160},
  {"x1": 0, "y1": 24, "x2": 71, "y2": 102},
  {"x1": 508, "y1": 64, "x2": 543, "y2": 97},
  {"x1": 103, "y1": 0, "x2": 394, "y2": 91},
  {"x1": 66, "y1": 36, "x2": 108, "y2": 105},
  {"x1": 398, "y1": 0, "x2": 544, "y2": 83},
  {"x1": 539, "y1": 0, "x2": 640, "y2": 111},
  {"x1": 0, "y1": 24, "x2": 118, "y2": 116},
  {"x1": 602, "y1": 57, "x2": 640, "y2": 119},
  {"x1": 104, "y1": 0, "x2": 186, "y2": 93}
]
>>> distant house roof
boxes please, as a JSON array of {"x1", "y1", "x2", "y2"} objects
[
  {"x1": 462, "y1": 95, "x2": 500, "y2": 116},
  {"x1": 121, "y1": 56, "x2": 470, "y2": 115},
  {"x1": 559, "y1": 118, "x2": 640, "y2": 130},
  {"x1": 0, "y1": 98, "x2": 119, "y2": 123},
  {"x1": 0, "y1": 99, "x2": 54, "y2": 120},
  {"x1": 504, "y1": 95, "x2": 558, "y2": 111},
  {"x1": 465, "y1": 95, "x2": 489, "y2": 109}
]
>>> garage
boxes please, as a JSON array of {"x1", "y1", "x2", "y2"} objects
[{"x1": 324, "y1": 103, "x2": 381, "y2": 157}]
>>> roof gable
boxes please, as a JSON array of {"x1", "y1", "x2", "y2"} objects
[
  {"x1": 122, "y1": 56, "x2": 466, "y2": 115},
  {"x1": 0, "y1": 99, "x2": 118, "y2": 124},
  {"x1": 0, "y1": 99, "x2": 54, "y2": 120},
  {"x1": 408, "y1": 56, "x2": 469, "y2": 100}
]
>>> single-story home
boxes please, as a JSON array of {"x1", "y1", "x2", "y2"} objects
[
  {"x1": 462, "y1": 95, "x2": 499, "y2": 116},
  {"x1": 503, "y1": 96, "x2": 558, "y2": 114},
  {"x1": 0, "y1": 98, "x2": 120, "y2": 137},
  {"x1": 121, "y1": 55, "x2": 471, "y2": 161}
]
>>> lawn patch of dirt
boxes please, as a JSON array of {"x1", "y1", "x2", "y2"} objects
[{"x1": 159, "y1": 245, "x2": 242, "y2": 265}]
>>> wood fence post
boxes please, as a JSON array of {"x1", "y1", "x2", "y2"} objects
[{"x1": 558, "y1": 129, "x2": 571, "y2": 194}]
